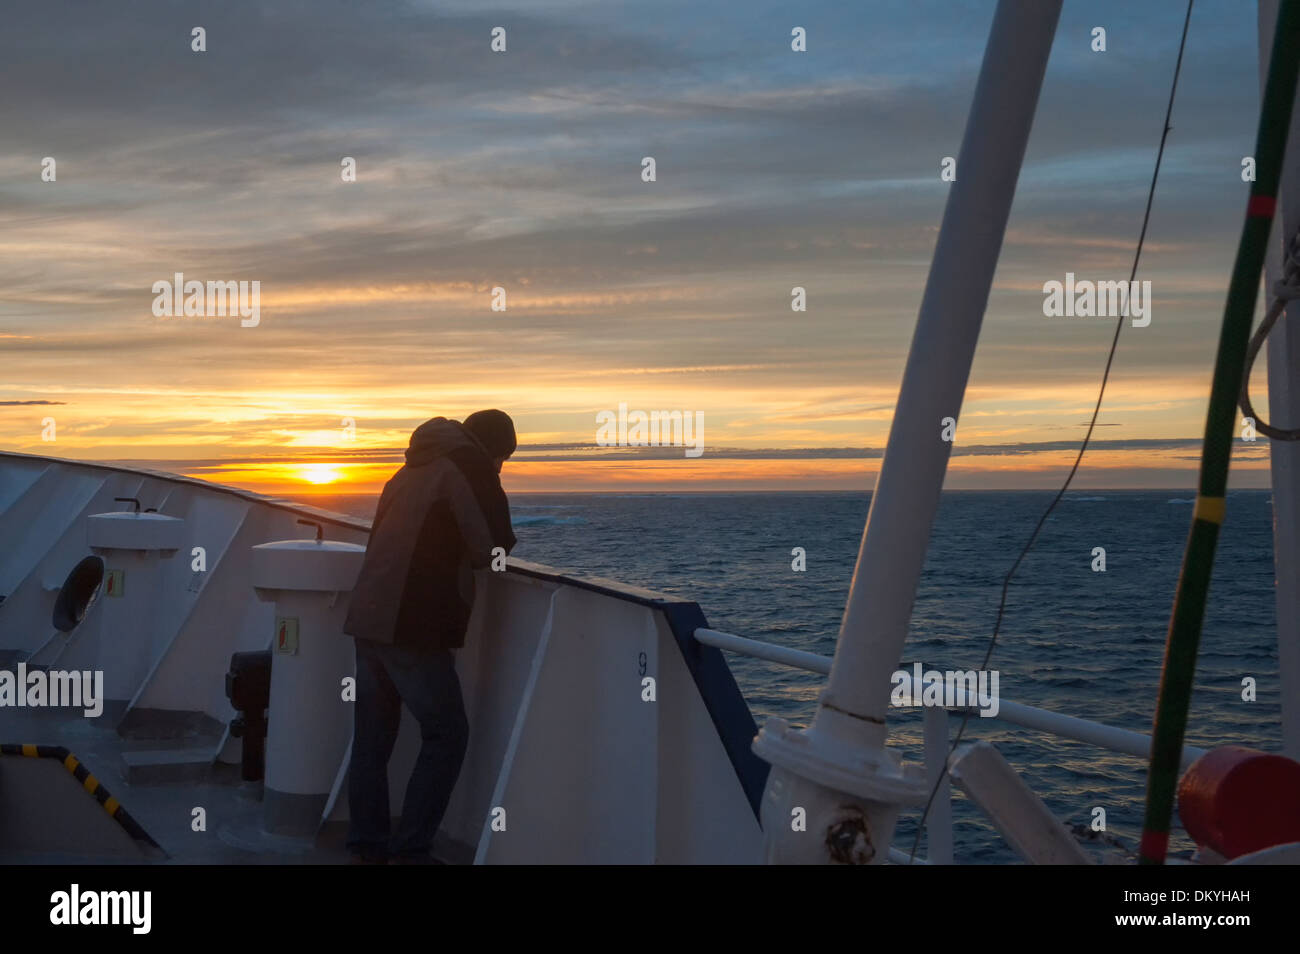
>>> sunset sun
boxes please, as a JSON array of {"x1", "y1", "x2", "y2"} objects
[{"x1": 299, "y1": 463, "x2": 343, "y2": 485}]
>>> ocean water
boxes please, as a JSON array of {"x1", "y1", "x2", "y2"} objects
[{"x1": 300, "y1": 489, "x2": 1283, "y2": 863}]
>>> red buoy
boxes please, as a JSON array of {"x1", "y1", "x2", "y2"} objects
[{"x1": 1178, "y1": 746, "x2": 1300, "y2": 859}]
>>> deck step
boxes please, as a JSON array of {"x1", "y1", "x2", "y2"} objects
[{"x1": 121, "y1": 747, "x2": 216, "y2": 784}]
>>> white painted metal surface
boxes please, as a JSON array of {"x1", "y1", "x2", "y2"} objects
[
  {"x1": 1259, "y1": 0, "x2": 1300, "y2": 760},
  {"x1": 0, "y1": 450, "x2": 763, "y2": 864},
  {"x1": 252, "y1": 538, "x2": 364, "y2": 836},
  {"x1": 87, "y1": 510, "x2": 184, "y2": 554},
  {"x1": 250, "y1": 538, "x2": 366, "y2": 595},
  {"x1": 81, "y1": 508, "x2": 185, "y2": 705},
  {"x1": 947, "y1": 741, "x2": 1093, "y2": 864},
  {"x1": 323, "y1": 568, "x2": 766, "y2": 863}
]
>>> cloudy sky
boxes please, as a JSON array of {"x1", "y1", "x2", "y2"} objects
[{"x1": 0, "y1": 0, "x2": 1284, "y2": 493}]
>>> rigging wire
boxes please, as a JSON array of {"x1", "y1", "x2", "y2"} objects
[{"x1": 906, "y1": 0, "x2": 1196, "y2": 865}]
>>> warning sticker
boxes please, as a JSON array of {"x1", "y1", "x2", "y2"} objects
[
  {"x1": 105, "y1": 569, "x2": 125, "y2": 598},
  {"x1": 275, "y1": 617, "x2": 299, "y2": 655}
]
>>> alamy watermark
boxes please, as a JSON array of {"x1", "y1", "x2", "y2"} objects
[
  {"x1": 50, "y1": 884, "x2": 150, "y2": 934},
  {"x1": 0, "y1": 664, "x2": 104, "y2": 717},
  {"x1": 596, "y1": 402, "x2": 704, "y2": 458},
  {"x1": 890, "y1": 663, "x2": 1000, "y2": 718},
  {"x1": 1043, "y1": 272, "x2": 1151, "y2": 327},
  {"x1": 152, "y1": 271, "x2": 260, "y2": 327}
]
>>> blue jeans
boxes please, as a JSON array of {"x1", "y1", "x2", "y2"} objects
[{"x1": 346, "y1": 638, "x2": 469, "y2": 861}]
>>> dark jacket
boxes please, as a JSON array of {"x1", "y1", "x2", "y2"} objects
[{"x1": 343, "y1": 418, "x2": 516, "y2": 650}]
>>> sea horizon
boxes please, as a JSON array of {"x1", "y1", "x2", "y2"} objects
[{"x1": 283, "y1": 485, "x2": 1277, "y2": 498}]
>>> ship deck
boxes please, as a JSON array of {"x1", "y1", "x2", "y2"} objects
[{"x1": 0, "y1": 704, "x2": 432, "y2": 865}]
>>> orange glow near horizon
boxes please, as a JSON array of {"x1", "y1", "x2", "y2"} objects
[{"x1": 159, "y1": 443, "x2": 1274, "y2": 498}]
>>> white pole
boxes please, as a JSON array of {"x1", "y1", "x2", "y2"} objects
[
  {"x1": 922, "y1": 705, "x2": 954, "y2": 864},
  {"x1": 821, "y1": 0, "x2": 1062, "y2": 748},
  {"x1": 1259, "y1": 0, "x2": 1300, "y2": 760},
  {"x1": 752, "y1": 0, "x2": 1062, "y2": 865}
]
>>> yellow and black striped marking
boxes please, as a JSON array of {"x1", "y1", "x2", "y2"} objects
[
  {"x1": 0, "y1": 743, "x2": 162, "y2": 852},
  {"x1": 1192, "y1": 494, "x2": 1226, "y2": 526}
]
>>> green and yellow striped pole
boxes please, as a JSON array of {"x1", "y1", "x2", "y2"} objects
[{"x1": 1139, "y1": 0, "x2": 1300, "y2": 864}]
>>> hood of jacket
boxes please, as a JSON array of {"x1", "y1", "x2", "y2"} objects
[{"x1": 405, "y1": 417, "x2": 489, "y2": 467}]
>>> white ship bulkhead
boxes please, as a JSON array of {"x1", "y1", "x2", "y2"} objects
[{"x1": 0, "y1": 452, "x2": 770, "y2": 863}]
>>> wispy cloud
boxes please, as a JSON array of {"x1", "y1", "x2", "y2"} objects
[{"x1": 0, "y1": 1, "x2": 1272, "y2": 490}]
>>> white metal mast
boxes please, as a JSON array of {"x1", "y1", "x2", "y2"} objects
[
  {"x1": 752, "y1": 0, "x2": 1063, "y2": 863},
  {"x1": 1259, "y1": 0, "x2": 1300, "y2": 760}
]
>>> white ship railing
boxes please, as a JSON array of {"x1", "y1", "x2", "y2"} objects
[{"x1": 693, "y1": 627, "x2": 1208, "y2": 865}]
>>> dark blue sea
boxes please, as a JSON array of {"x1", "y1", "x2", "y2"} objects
[{"x1": 300, "y1": 490, "x2": 1283, "y2": 863}]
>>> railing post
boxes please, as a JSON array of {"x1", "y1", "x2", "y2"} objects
[{"x1": 923, "y1": 705, "x2": 954, "y2": 864}]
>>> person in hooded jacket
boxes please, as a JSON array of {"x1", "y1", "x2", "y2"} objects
[{"x1": 343, "y1": 410, "x2": 517, "y2": 864}]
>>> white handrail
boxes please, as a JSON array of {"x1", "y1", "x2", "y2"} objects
[
  {"x1": 696, "y1": 627, "x2": 1206, "y2": 765},
  {"x1": 695, "y1": 627, "x2": 832, "y2": 674}
]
